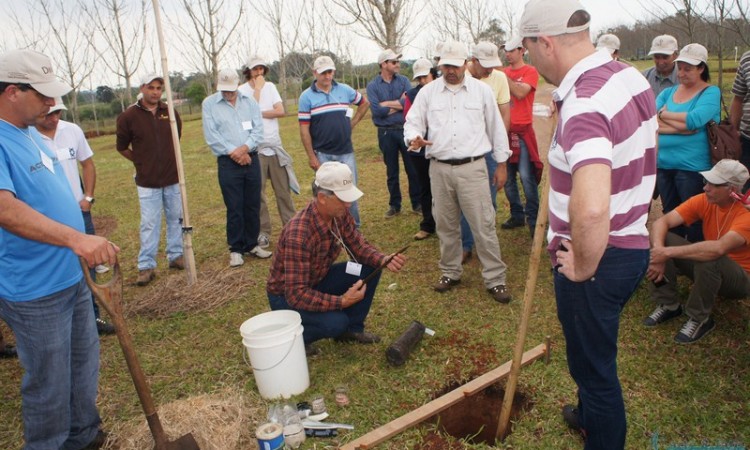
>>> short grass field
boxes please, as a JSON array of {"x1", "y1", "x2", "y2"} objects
[{"x1": 1, "y1": 78, "x2": 749, "y2": 449}]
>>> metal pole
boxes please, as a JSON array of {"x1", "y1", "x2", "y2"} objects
[{"x1": 150, "y1": 0, "x2": 197, "y2": 284}]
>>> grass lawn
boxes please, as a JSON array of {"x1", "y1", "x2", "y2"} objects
[{"x1": 0, "y1": 83, "x2": 749, "y2": 449}]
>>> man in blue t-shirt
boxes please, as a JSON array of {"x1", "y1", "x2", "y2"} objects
[
  {"x1": 0, "y1": 49, "x2": 119, "y2": 449},
  {"x1": 299, "y1": 55, "x2": 370, "y2": 226}
]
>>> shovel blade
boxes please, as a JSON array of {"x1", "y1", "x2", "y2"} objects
[{"x1": 158, "y1": 433, "x2": 200, "y2": 450}]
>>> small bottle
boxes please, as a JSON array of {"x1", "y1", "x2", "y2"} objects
[
  {"x1": 311, "y1": 394, "x2": 326, "y2": 415},
  {"x1": 334, "y1": 385, "x2": 350, "y2": 406}
]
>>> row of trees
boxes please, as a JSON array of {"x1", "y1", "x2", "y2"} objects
[{"x1": 5, "y1": 0, "x2": 750, "y2": 124}]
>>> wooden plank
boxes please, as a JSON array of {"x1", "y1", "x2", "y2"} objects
[{"x1": 339, "y1": 343, "x2": 548, "y2": 450}]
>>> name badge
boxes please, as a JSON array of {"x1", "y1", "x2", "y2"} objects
[
  {"x1": 242, "y1": 121, "x2": 254, "y2": 130},
  {"x1": 40, "y1": 150, "x2": 55, "y2": 174},
  {"x1": 56, "y1": 147, "x2": 75, "y2": 161},
  {"x1": 345, "y1": 108, "x2": 354, "y2": 119},
  {"x1": 345, "y1": 261, "x2": 362, "y2": 276}
]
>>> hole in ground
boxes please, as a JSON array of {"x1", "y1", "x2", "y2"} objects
[{"x1": 429, "y1": 382, "x2": 533, "y2": 445}]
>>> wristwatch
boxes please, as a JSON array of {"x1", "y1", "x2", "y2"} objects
[{"x1": 84, "y1": 196, "x2": 95, "y2": 204}]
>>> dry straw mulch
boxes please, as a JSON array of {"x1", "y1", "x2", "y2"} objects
[
  {"x1": 104, "y1": 388, "x2": 264, "y2": 450},
  {"x1": 125, "y1": 268, "x2": 258, "y2": 319}
]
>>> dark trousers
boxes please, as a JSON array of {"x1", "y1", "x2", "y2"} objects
[
  {"x1": 656, "y1": 168, "x2": 704, "y2": 242},
  {"x1": 218, "y1": 154, "x2": 261, "y2": 253},
  {"x1": 267, "y1": 262, "x2": 382, "y2": 344},
  {"x1": 741, "y1": 135, "x2": 750, "y2": 192},
  {"x1": 377, "y1": 128, "x2": 421, "y2": 211},
  {"x1": 81, "y1": 210, "x2": 100, "y2": 319},
  {"x1": 410, "y1": 152, "x2": 435, "y2": 233},
  {"x1": 554, "y1": 247, "x2": 648, "y2": 450}
]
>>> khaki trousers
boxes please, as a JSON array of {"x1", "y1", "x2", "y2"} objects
[
  {"x1": 430, "y1": 157, "x2": 507, "y2": 288},
  {"x1": 259, "y1": 153, "x2": 296, "y2": 236}
]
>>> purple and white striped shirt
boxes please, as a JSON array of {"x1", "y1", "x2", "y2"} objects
[{"x1": 547, "y1": 50, "x2": 658, "y2": 264}]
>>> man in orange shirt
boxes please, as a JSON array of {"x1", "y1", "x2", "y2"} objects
[{"x1": 646, "y1": 159, "x2": 750, "y2": 343}]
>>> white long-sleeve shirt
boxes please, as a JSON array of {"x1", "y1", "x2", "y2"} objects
[{"x1": 404, "y1": 75, "x2": 511, "y2": 163}]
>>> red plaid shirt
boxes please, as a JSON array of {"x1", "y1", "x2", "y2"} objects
[{"x1": 266, "y1": 201, "x2": 385, "y2": 311}]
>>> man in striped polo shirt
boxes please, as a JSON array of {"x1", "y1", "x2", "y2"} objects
[
  {"x1": 299, "y1": 56, "x2": 370, "y2": 227},
  {"x1": 520, "y1": 1, "x2": 657, "y2": 449}
]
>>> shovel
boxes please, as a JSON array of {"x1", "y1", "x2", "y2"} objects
[{"x1": 81, "y1": 259, "x2": 200, "y2": 450}]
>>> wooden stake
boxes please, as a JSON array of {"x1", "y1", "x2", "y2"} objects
[
  {"x1": 496, "y1": 112, "x2": 558, "y2": 440},
  {"x1": 151, "y1": 0, "x2": 197, "y2": 284},
  {"x1": 340, "y1": 343, "x2": 548, "y2": 450}
]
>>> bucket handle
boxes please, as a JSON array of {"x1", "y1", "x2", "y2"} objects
[{"x1": 242, "y1": 334, "x2": 299, "y2": 372}]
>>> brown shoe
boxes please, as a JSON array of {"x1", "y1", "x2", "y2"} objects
[
  {"x1": 434, "y1": 275, "x2": 460, "y2": 293},
  {"x1": 168, "y1": 256, "x2": 185, "y2": 270},
  {"x1": 488, "y1": 284, "x2": 512, "y2": 303},
  {"x1": 335, "y1": 331, "x2": 381, "y2": 344},
  {"x1": 414, "y1": 230, "x2": 432, "y2": 240},
  {"x1": 136, "y1": 269, "x2": 155, "y2": 286},
  {"x1": 462, "y1": 250, "x2": 472, "y2": 264}
]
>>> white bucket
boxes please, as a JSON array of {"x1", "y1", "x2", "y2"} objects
[{"x1": 240, "y1": 310, "x2": 310, "y2": 399}]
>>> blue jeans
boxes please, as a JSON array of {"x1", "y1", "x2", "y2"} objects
[
  {"x1": 317, "y1": 151, "x2": 360, "y2": 227},
  {"x1": 656, "y1": 169, "x2": 704, "y2": 242},
  {"x1": 554, "y1": 247, "x2": 648, "y2": 450},
  {"x1": 81, "y1": 210, "x2": 101, "y2": 319},
  {"x1": 376, "y1": 128, "x2": 421, "y2": 211},
  {"x1": 461, "y1": 153, "x2": 497, "y2": 251},
  {"x1": 218, "y1": 154, "x2": 262, "y2": 253},
  {"x1": 410, "y1": 151, "x2": 435, "y2": 233},
  {"x1": 0, "y1": 279, "x2": 101, "y2": 449},
  {"x1": 136, "y1": 182, "x2": 183, "y2": 270},
  {"x1": 267, "y1": 262, "x2": 382, "y2": 344},
  {"x1": 504, "y1": 139, "x2": 540, "y2": 228}
]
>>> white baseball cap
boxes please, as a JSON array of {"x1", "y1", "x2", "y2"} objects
[
  {"x1": 504, "y1": 36, "x2": 524, "y2": 52},
  {"x1": 648, "y1": 35, "x2": 679, "y2": 56},
  {"x1": 701, "y1": 159, "x2": 750, "y2": 188},
  {"x1": 314, "y1": 162, "x2": 364, "y2": 202},
  {"x1": 216, "y1": 69, "x2": 240, "y2": 92},
  {"x1": 675, "y1": 43, "x2": 708, "y2": 66},
  {"x1": 596, "y1": 34, "x2": 620, "y2": 54},
  {"x1": 313, "y1": 56, "x2": 336, "y2": 73},
  {"x1": 412, "y1": 58, "x2": 433, "y2": 79},
  {"x1": 472, "y1": 41, "x2": 502, "y2": 68},
  {"x1": 438, "y1": 41, "x2": 469, "y2": 67},
  {"x1": 48, "y1": 97, "x2": 67, "y2": 114},
  {"x1": 140, "y1": 73, "x2": 164, "y2": 86},
  {"x1": 520, "y1": 0, "x2": 589, "y2": 37},
  {"x1": 242, "y1": 55, "x2": 269, "y2": 72},
  {"x1": 0, "y1": 49, "x2": 71, "y2": 98},
  {"x1": 377, "y1": 49, "x2": 402, "y2": 65}
]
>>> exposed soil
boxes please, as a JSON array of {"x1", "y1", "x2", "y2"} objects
[
  {"x1": 94, "y1": 215, "x2": 118, "y2": 238},
  {"x1": 429, "y1": 382, "x2": 533, "y2": 445}
]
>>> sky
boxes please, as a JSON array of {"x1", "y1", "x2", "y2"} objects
[{"x1": 0, "y1": 0, "x2": 652, "y2": 87}]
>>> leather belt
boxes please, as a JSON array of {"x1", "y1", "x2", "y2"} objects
[{"x1": 433, "y1": 155, "x2": 484, "y2": 166}]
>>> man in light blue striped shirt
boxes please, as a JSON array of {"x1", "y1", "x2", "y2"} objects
[{"x1": 203, "y1": 68, "x2": 272, "y2": 267}]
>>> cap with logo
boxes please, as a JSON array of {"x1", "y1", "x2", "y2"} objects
[
  {"x1": 216, "y1": 69, "x2": 240, "y2": 92},
  {"x1": 412, "y1": 58, "x2": 433, "y2": 80},
  {"x1": 0, "y1": 49, "x2": 72, "y2": 98},
  {"x1": 648, "y1": 35, "x2": 679, "y2": 56},
  {"x1": 315, "y1": 161, "x2": 363, "y2": 203},
  {"x1": 377, "y1": 49, "x2": 402, "y2": 65},
  {"x1": 48, "y1": 97, "x2": 67, "y2": 114},
  {"x1": 596, "y1": 34, "x2": 620, "y2": 54},
  {"x1": 242, "y1": 55, "x2": 269, "y2": 73},
  {"x1": 519, "y1": 0, "x2": 589, "y2": 37},
  {"x1": 140, "y1": 73, "x2": 164, "y2": 86},
  {"x1": 313, "y1": 56, "x2": 336, "y2": 73},
  {"x1": 675, "y1": 43, "x2": 708, "y2": 66},
  {"x1": 700, "y1": 159, "x2": 750, "y2": 188},
  {"x1": 503, "y1": 35, "x2": 524, "y2": 52},
  {"x1": 438, "y1": 41, "x2": 469, "y2": 67},
  {"x1": 472, "y1": 41, "x2": 502, "y2": 68}
]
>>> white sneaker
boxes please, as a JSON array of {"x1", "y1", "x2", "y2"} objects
[
  {"x1": 229, "y1": 252, "x2": 244, "y2": 267},
  {"x1": 257, "y1": 233, "x2": 270, "y2": 249},
  {"x1": 95, "y1": 264, "x2": 110, "y2": 274},
  {"x1": 248, "y1": 246, "x2": 272, "y2": 259}
]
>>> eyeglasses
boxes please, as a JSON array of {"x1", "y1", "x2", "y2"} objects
[
  {"x1": 16, "y1": 84, "x2": 48, "y2": 101},
  {"x1": 703, "y1": 178, "x2": 729, "y2": 188},
  {"x1": 387, "y1": 60, "x2": 400, "y2": 65}
]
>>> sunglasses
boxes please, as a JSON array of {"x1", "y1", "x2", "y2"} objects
[{"x1": 703, "y1": 178, "x2": 729, "y2": 188}]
